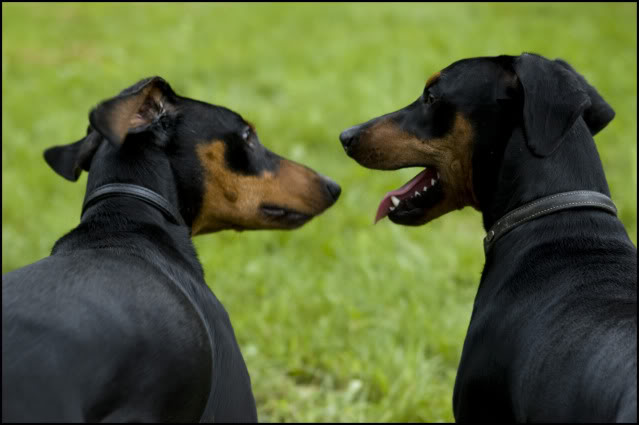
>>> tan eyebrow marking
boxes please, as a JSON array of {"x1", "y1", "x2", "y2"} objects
[{"x1": 425, "y1": 71, "x2": 441, "y2": 89}]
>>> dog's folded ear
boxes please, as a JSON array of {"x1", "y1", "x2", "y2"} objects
[
  {"x1": 44, "y1": 130, "x2": 102, "y2": 181},
  {"x1": 89, "y1": 76, "x2": 176, "y2": 147},
  {"x1": 553, "y1": 59, "x2": 615, "y2": 136},
  {"x1": 43, "y1": 77, "x2": 176, "y2": 181},
  {"x1": 514, "y1": 53, "x2": 593, "y2": 157}
]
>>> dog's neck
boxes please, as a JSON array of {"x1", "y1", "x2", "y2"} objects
[
  {"x1": 53, "y1": 147, "x2": 202, "y2": 276},
  {"x1": 85, "y1": 141, "x2": 183, "y2": 218},
  {"x1": 82, "y1": 184, "x2": 186, "y2": 227},
  {"x1": 479, "y1": 121, "x2": 611, "y2": 230},
  {"x1": 53, "y1": 198, "x2": 201, "y2": 274}
]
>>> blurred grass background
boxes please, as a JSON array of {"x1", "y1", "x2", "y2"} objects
[{"x1": 2, "y1": 3, "x2": 636, "y2": 422}]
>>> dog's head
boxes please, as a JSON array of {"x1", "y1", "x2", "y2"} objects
[
  {"x1": 45, "y1": 77, "x2": 340, "y2": 234},
  {"x1": 340, "y1": 53, "x2": 614, "y2": 226}
]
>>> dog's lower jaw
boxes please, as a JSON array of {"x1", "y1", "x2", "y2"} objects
[{"x1": 409, "y1": 162, "x2": 478, "y2": 226}]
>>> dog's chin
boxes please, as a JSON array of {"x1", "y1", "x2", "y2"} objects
[
  {"x1": 374, "y1": 166, "x2": 448, "y2": 225},
  {"x1": 259, "y1": 204, "x2": 313, "y2": 230},
  {"x1": 386, "y1": 183, "x2": 446, "y2": 226}
]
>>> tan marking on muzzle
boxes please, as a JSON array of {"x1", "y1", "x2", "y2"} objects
[
  {"x1": 191, "y1": 141, "x2": 333, "y2": 235},
  {"x1": 356, "y1": 113, "x2": 479, "y2": 225}
]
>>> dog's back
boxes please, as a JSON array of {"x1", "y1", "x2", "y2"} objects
[
  {"x1": 2, "y1": 245, "x2": 217, "y2": 422},
  {"x1": 458, "y1": 212, "x2": 637, "y2": 422}
]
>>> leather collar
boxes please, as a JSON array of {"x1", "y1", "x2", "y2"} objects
[
  {"x1": 81, "y1": 183, "x2": 186, "y2": 227},
  {"x1": 484, "y1": 190, "x2": 617, "y2": 255}
]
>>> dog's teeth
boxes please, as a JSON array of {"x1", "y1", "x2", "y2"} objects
[
  {"x1": 389, "y1": 206, "x2": 395, "y2": 211},
  {"x1": 391, "y1": 196, "x2": 400, "y2": 207},
  {"x1": 414, "y1": 191, "x2": 421, "y2": 197},
  {"x1": 423, "y1": 186, "x2": 428, "y2": 192},
  {"x1": 431, "y1": 179, "x2": 436, "y2": 186}
]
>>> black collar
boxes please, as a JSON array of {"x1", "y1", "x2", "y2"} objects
[
  {"x1": 484, "y1": 190, "x2": 617, "y2": 255},
  {"x1": 81, "y1": 183, "x2": 187, "y2": 227}
]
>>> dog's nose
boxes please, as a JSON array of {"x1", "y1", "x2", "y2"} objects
[
  {"x1": 320, "y1": 175, "x2": 341, "y2": 203},
  {"x1": 339, "y1": 126, "x2": 361, "y2": 152}
]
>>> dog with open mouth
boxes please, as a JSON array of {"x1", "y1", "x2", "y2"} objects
[
  {"x1": 339, "y1": 53, "x2": 637, "y2": 422},
  {"x1": 340, "y1": 67, "x2": 477, "y2": 227}
]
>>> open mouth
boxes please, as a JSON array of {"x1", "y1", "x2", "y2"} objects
[
  {"x1": 375, "y1": 167, "x2": 444, "y2": 224},
  {"x1": 260, "y1": 204, "x2": 312, "y2": 228}
]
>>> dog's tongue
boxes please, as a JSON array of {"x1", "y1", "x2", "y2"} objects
[{"x1": 375, "y1": 168, "x2": 435, "y2": 224}]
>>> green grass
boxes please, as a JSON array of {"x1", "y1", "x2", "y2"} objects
[{"x1": 2, "y1": 3, "x2": 636, "y2": 422}]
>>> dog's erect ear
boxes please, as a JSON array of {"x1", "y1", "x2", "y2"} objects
[
  {"x1": 554, "y1": 59, "x2": 615, "y2": 136},
  {"x1": 514, "y1": 53, "x2": 591, "y2": 157},
  {"x1": 89, "y1": 76, "x2": 175, "y2": 147},
  {"x1": 43, "y1": 130, "x2": 103, "y2": 182}
]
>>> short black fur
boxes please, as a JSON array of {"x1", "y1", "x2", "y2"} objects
[
  {"x1": 451, "y1": 54, "x2": 636, "y2": 423},
  {"x1": 341, "y1": 53, "x2": 637, "y2": 423},
  {"x1": 5, "y1": 74, "x2": 341, "y2": 422},
  {"x1": 2, "y1": 77, "x2": 280, "y2": 422}
]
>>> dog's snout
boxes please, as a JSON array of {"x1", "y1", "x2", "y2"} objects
[
  {"x1": 320, "y1": 175, "x2": 341, "y2": 204},
  {"x1": 339, "y1": 126, "x2": 361, "y2": 153}
]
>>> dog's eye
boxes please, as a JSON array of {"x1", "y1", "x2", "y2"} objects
[
  {"x1": 241, "y1": 127, "x2": 252, "y2": 142},
  {"x1": 425, "y1": 93, "x2": 437, "y2": 105}
]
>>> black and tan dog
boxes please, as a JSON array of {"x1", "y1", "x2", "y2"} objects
[
  {"x1": 2, "y1": 77, "x2": 340, "y2": 422},
  {"x1": 340, "y1": 53, "x2": 636, "y2": 422}
]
